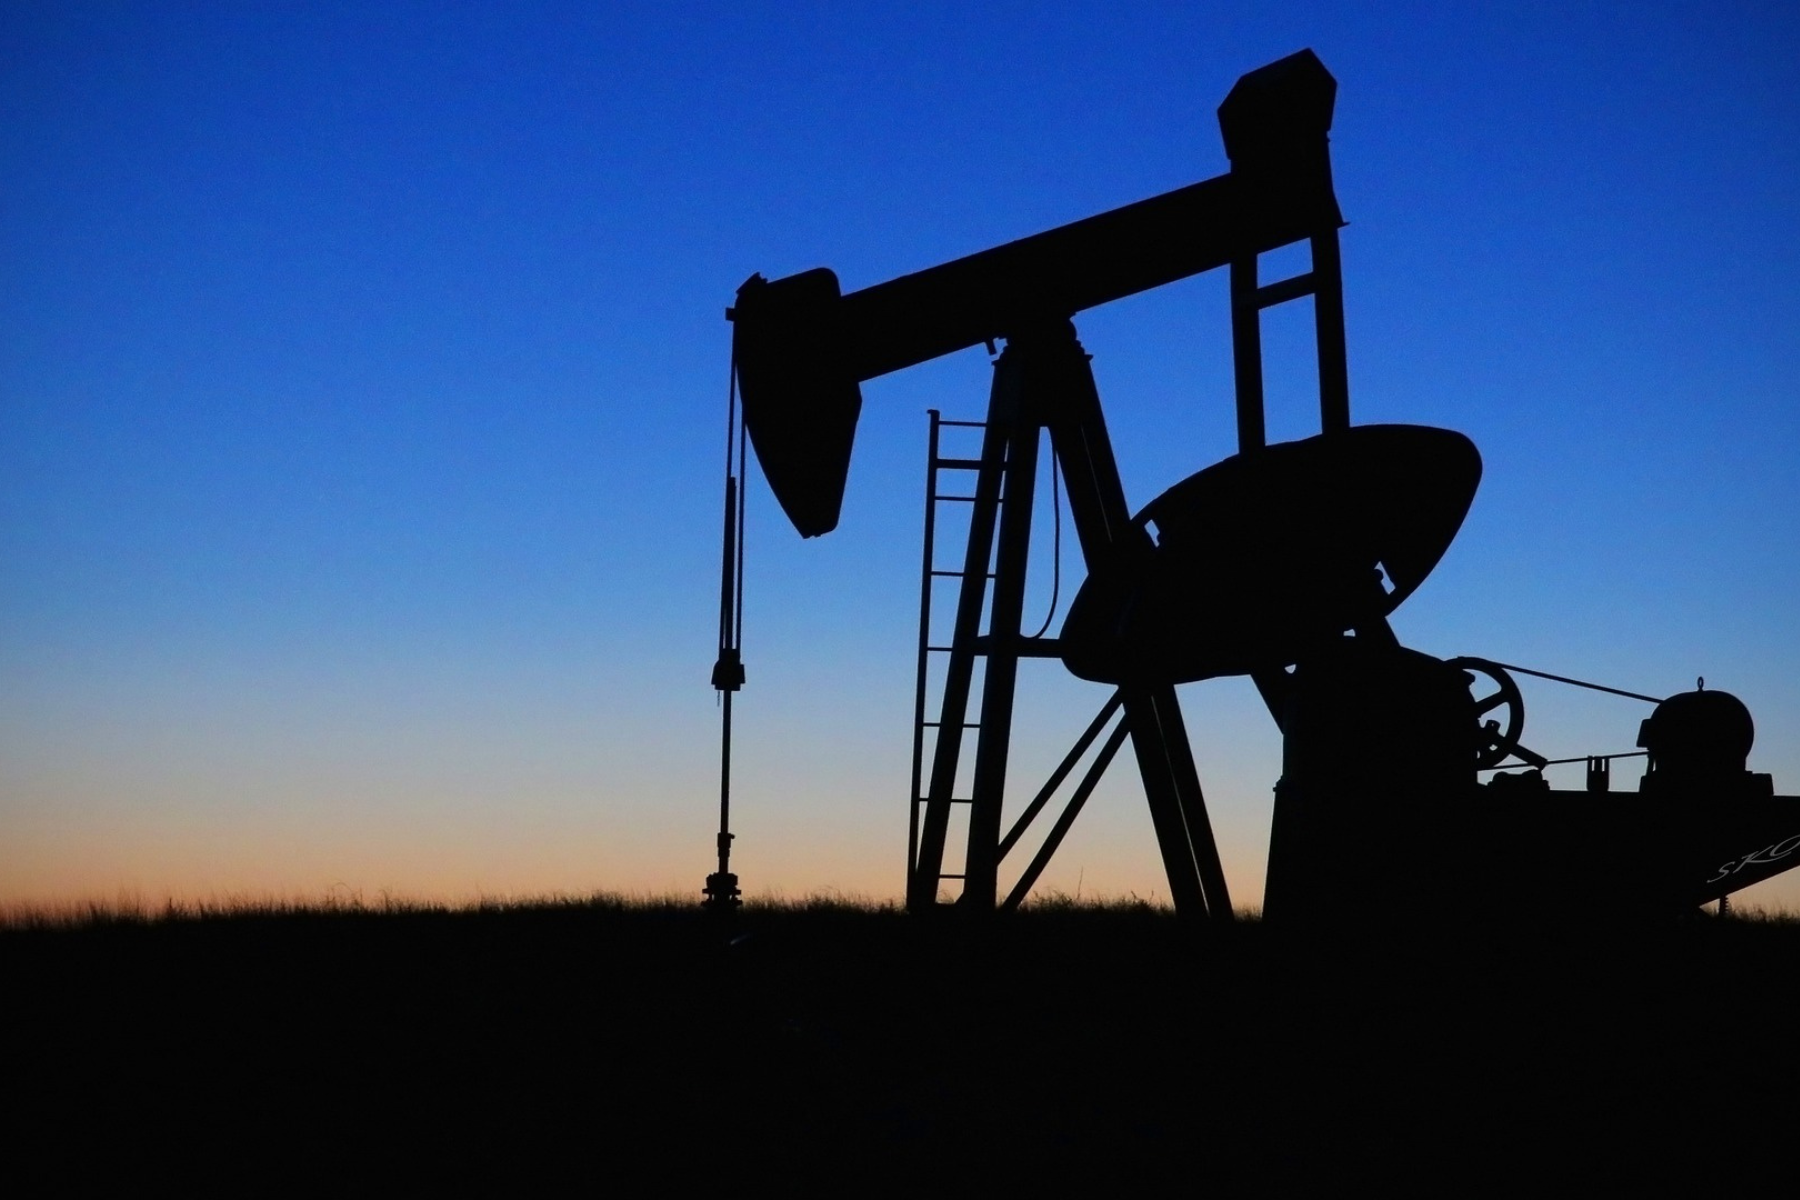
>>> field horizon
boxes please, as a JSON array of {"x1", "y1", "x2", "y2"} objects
[
  {"x1": 8, "y1": 882, "x2": 1796, "y2": 932},
  {"x1": 1, "y1": 882, "x2": 1221, "y2": 929},
  {"x1": 10, "y1": 888, "x2": 1799, "y2": 1185}
]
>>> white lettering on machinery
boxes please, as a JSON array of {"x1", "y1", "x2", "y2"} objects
[{"x1": 1706, "y1": 832, "x2": 1800, "y2": 884}]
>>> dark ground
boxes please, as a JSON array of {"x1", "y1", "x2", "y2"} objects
[{"x1": 6, "y1": 899, "x2": 1797, "y2": 1189}]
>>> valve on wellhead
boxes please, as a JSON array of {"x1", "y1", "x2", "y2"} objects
[{"x1": 703, "y1": 833, "x2": 740, "y2": 912}]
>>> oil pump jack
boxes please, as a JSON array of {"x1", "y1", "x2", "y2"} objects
[{"x1": 709, "y1": 50, "x2": 1800, "y2": 921}]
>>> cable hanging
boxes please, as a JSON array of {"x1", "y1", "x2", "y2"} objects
[
  {"x1": 1025, "y1": 450, "x2": 1062, "y2": 640},
  {"x1": 704, "y1": 352, "x2": 746, "y2": 913}
]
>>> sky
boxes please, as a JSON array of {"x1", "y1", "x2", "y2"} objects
[{"x1": 3, "y1": 2, "x2": 1798, "y2": 912}]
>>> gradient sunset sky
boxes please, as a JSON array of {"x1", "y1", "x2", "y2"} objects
[{"x1": 4, "y1": 2, "x2": 1798, "y2": 911}]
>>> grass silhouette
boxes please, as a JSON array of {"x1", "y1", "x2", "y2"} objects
[{"x1": 6, "y1": 891, "x2": 1796, "y2": 1186}]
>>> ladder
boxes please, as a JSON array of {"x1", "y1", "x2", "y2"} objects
[{"x1": 907, "y1": 411, "x2": 996, "y2": 903}]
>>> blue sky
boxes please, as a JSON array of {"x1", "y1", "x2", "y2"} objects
[{"x1": 3, "y1": 2, "x2": 1797, "y2": 910}]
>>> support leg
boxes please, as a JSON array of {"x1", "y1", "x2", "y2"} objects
[
  {"x1": 961, "y1": 411, "x2": 1039, "y2": 908},
  {"x1": 1028, "y1": 321, "x2": 1233, "y2": 920}
]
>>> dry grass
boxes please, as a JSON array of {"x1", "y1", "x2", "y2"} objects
[
  {"x1": 0, "y1": 886, "x2": 698, "y2": 931},
  {"x1": 0, "y1": 884, "x2": 1178, "y2": 930},
  {"x1": 6, "y1": 877, "x2": 1798, "y2": 1186},
  {"x1": 3, "y1": 884, "x2": 1793, "y2": 931}
]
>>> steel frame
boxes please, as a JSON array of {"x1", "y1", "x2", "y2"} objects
[{"x1": 906, "y1": 225, "x2": 1354, "y2": 918}]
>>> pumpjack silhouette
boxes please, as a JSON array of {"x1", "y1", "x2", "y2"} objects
[{"x1": 710, "y1": 50, "x2": 1800, "y2": 921}]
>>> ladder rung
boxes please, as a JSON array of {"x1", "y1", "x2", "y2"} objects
[
  {"x1": 921, "y1": 721, "x2": 979, "y2": 728},
  {"x1": 929, "y1": 569, "x2": 996, "y2": 578},
  {"x1": 925, "y1": 645, "x2": 955, "y2": 652},
  {"x1": 936, "y1": 494, "x2": 978, "y2": 503},
  {"x1": 938, "y1": 419, "x2": 985, "y2": 428},
  {"x1": 970, "y1": 635, "x2": 1063, "y2": 658},
  {"x1": 933, "y1": 456, "x2": 985, "y2": 471},
  {"x1": 1253, "y1": 271, "x2": 1317, "y2": 310},
  {"x1": 914, "y1": 797, "x2": 974, "y2": 806},
  {"x1": 938, "y1": 873, "x2": 967, "y2": 880}
]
